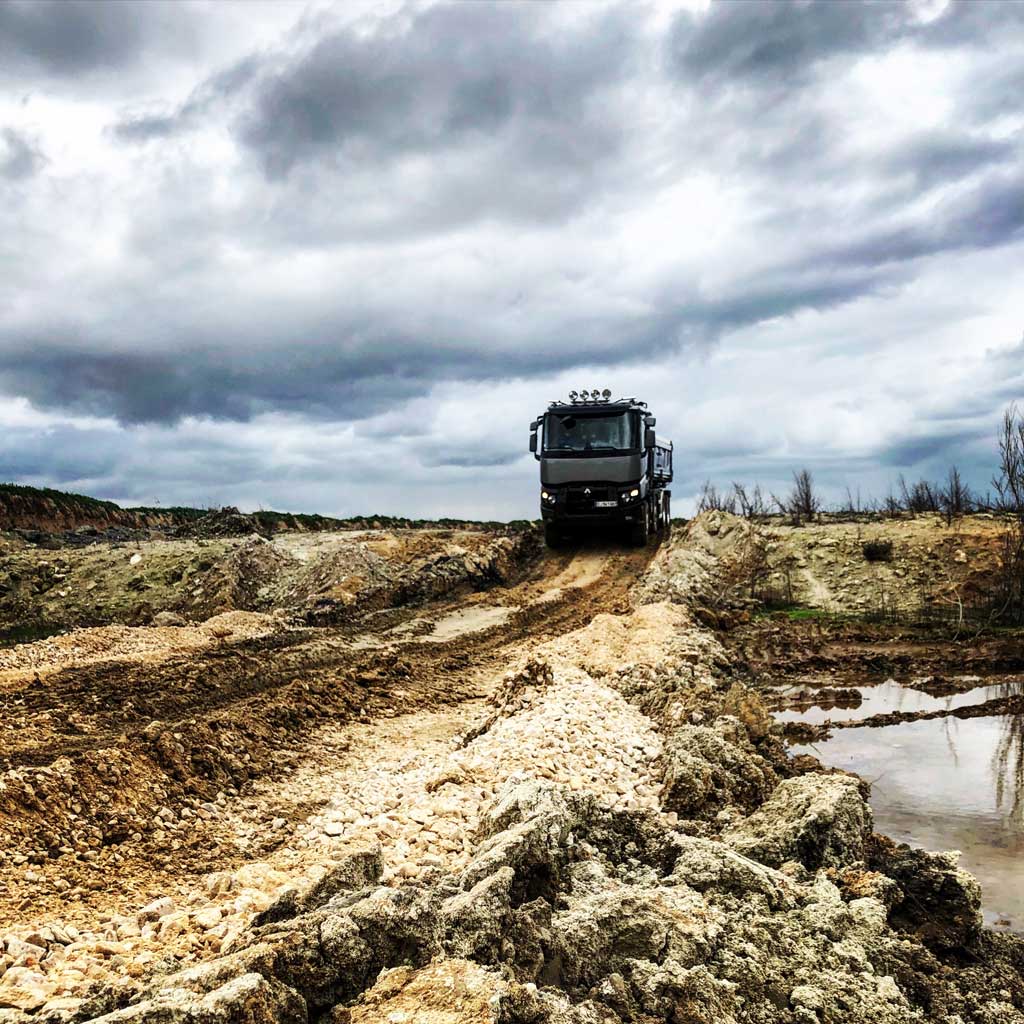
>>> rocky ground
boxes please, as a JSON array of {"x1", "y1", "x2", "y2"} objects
[
  {"x1": 1, "y1": 512, "x2": 1023, "y2": 1023},
  {"x1": 0, "y1": 523, "x2": 530, "y2": 637}
]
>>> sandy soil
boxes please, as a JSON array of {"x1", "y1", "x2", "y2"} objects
[{"x1": 1, "y1": 515, "x2": 1023, "y2": 1023}]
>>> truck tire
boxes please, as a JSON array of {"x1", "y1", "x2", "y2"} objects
[
  {"x1": 544, "y1": 523, "x2": 562, "y2": 549},
  {"x1": 663, "y1": 493, "x2": 671, "y2": 536},
  {"x1": 629, "y1": 505, "x2": 650, "y2": 547}
]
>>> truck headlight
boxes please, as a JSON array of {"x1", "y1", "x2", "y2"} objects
[
  {"x1": 620, "y1": 488, "x2": 640, "y2": 502},
  {"x1": 541, "y1": 491, "x2": 555, "y2": 503}
]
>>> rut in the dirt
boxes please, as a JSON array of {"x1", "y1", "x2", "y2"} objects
[
  {"x1": 0, "y1": 540, "x2": 658, "y2": 930},
  {"x1": 4, "y1": 514, "x2": 1024, "y2": 1024}
]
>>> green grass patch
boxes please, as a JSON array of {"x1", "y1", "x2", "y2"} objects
[{"x1": 753, "y1": 604, "x2": 839, "y2": 622}]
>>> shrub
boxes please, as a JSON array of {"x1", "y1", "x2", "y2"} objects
[{"x1": 862, "y1": 539, "x2": 894, "y2": 562}]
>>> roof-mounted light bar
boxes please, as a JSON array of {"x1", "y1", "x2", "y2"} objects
[{"x1": 560, "y1": 388, "x2": 617, "y2": 405}]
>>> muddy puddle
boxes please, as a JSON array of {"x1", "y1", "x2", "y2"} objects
[{"x1": 780, "y1": 675, "x2": 1024, "y2": 934}]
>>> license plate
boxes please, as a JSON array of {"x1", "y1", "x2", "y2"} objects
[{"x1": 594, "y1": 500, "x2": 617, "y2": 508}]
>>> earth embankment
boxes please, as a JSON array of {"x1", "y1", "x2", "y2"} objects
[{"x1": 0, "y1": 515, "x2": 1021, "y2": 1023}]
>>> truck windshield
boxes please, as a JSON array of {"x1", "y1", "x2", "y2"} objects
[{"x1": 544, "y1": 411, "x2": 637, "y2": 453}]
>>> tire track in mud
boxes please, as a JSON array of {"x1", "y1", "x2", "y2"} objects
[
  {"x1": 2, "y1": 543, "x2": 651, "y2": 770},
  {"x1": 0, "y1": 540, "x2": 658, "y2": 928}
]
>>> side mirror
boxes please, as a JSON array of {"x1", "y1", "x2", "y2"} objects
[
  {"x1": 530, "y1": 419, "x2": 541, "y2": 431},
  {"x1": 645, "y1": 428, "x2": 656, "y2": 449},
  {"x1": 645, "y1": 416, "x2": 656, "y2": 428},
  {"x1": 529, "y1": 432, "x2": 538, "y2": 454}
]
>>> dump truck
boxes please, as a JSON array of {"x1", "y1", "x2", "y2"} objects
[{"x1": 529, "y1": 390, "x2": 673, "y2": 548}]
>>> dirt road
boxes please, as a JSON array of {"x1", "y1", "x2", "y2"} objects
[
  {"x1": 0, "y1": 538, "x2": 656, "y2": 980},
  {"x1": 3, "y1": 516, "x2": 1023, "y2": 1024}
]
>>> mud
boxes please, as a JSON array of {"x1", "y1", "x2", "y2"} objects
[{"x1": 1, "y1": 513, "x2": 1023, "y2": 1022}]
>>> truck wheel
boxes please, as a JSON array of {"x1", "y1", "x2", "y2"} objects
[
  {"x1": 663, "y1": 494, "x2": 671, "y2": 536},
  {"x1": 544, "y1": 524, "x2": 562, "y2": 549},
  {"x1": 629, "y1": 507, "x2": 649, "y2": 547}
]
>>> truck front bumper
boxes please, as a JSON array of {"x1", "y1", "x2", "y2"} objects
[{"x1": 540, "y1": 500, "x2": 642, "y2": 524}]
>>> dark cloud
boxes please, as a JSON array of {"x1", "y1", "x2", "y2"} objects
[
  {"x1": 669, "y1": 0, "x2": 1024, "y2": 92},
  {"x1": 0, "y1": 127, "x2": 45, "y2": 180},
  {"x1": 918, "y1": 0, "x2": 1024, "y2": 48},
  {"x1": 820, "y1": 170, "x2": 1024, "y2": 269},
  {"x1": 878, "y1": 429, "x2": 987, "y2": 469},
  {"x1": 885, "y1": 133, "x2": 1018, "y2": 189},
  {"x1": 0, "y1": 0, "x2": 194, "y2": 80},
  {"x1": 423, "y1": 451, "x2": 521, "y2": 469},
  {"x1": 111, "y1": 112, "x2": 182, "y2": 143},
  {"x1": 0, "y1": 261, "x2": 861, "y2": 427},
  {"x1": 233, "y1": 4, "x2": 632, "y2": 180},
  {"x1": 111, "y1": 56, "x2": 263, "y2": 142},
  {"x1": 668, "y1": 0, "x2": 909, "y2": 88}
]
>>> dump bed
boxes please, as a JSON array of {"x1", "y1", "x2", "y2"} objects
[{"x1": 652, "y1": 440, "x2": 673, "y2": 483}]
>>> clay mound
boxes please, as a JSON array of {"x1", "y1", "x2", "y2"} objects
[
  {"x1": 286, "y1": 543, "x2": 396, "y2": 612},
  {"x1": 184, "y1": 539, "x2": 302, "y2": 617},
  {"x1": 71, "y1": 779, "x2": 997, "y2": 1024},
  {"x1": 633, "y1": 511, "x2": 764, "y2": 609}
]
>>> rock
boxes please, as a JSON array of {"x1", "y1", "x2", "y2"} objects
[
  {"x1": 660, "y1": 724, "x2": 777, "y2": 818},
  {"x1": 668, "y1": 834, "x2": 794, "y2": 910},
  {"x1": 153, "y1": 611, "x2": 186, "y2": 627},
  {"x1": 87, "y1": 972, "x2": 305, "y2": 1024},
  {"x1": 4, "y1": 938, "x2": 45, "y2": 961},
  {"x1": 0, "y1": 985, "x2": 50, "y2": 1012},
  {"x1": 346, "y1": 960, "x2": 508, "y2": 1024},
  {"x1": 252, "y1": 844, "x2": 383, "y2": 927},
  {"x1": 724, "y1": 774, "x2": 872, "y2": 870},
  {"x1": 157, "y1": 912, "x2": 189, "y2": 942},
  {"x1": 137, "y1": 896, "x2": 177, "y2": 925},
  {"x1": 194, "y1": 908, "x2": 223, "y2": 930},
  {"x1": 868, "y1": 836, "x2": 983, "y2": 950}
]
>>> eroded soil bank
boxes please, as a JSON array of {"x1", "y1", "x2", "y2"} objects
[{"x1": 1, "y1": 513, "x2": 1023, "y2": 1023}]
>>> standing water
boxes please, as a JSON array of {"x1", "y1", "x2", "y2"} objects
[{"x1": 779, "y1": 676, "x2": 1024, "y2": 933}]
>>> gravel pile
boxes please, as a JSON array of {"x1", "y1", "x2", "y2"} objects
[
  {"x1": 0, "y1": 612, "x2": 281, "y2": 679},
  {"x1": 0, "y1": 592, "x2": 673, "y2": 1018}
]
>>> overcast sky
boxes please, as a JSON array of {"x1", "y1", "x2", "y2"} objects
[{"x1": 1, "y1": 0, "x2": 1022, "y2": 519}]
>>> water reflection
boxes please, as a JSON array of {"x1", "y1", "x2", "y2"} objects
[
  {"x1": 993, "y1": 682, "x2": 1024, "y2": 825},
  {"x1": 783, "y1": 674, "x2": 1024, "y2": 933}
]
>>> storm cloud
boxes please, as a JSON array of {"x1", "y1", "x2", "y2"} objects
[{"x1": 1, "y1": 0, "x2": 1023, "y2": 517}]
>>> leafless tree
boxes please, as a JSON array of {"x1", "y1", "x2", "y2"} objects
[
  {"x1": 883, "y1": 485, "x2": 902, "y2": 518},
  {"x1": 696, "y1": 480, "x2": 736, "y2": 514},
  {"x1": 938, "y1": 465, "x2": 973, "y2": 524},
  {"x1": 842, "y1": 485, "x2": 863, "y2": 516},
  {"x1": 992, "y1": 404, "x2": 1024, "y2": 624},
  {"x1": 732, "y1": 482, "x2": 768, "y2": 520},
  {"x1": 898, "y1": 474, "x2": 940, "y2": 514},
  {"x1": 777, "y1": 468, "x2": 820, "y2": 525}
]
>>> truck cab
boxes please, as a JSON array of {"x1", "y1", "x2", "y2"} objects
[{"x1": 529, "y1": 391, "x2": 672, "y2": 548}]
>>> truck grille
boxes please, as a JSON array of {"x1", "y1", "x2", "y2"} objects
[{"x1": 565, "y1": 485, "x2": 615, "y2": 514}]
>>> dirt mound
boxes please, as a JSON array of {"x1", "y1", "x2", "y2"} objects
[
  {"x1": 55, "y1": 779, "x2": 1021, "y2": 1024},
  {"x1": 0, "y1": 611, "x2": 280, "y2": 679},
  {"x1": 632, "y1": 511, "x2": 764, "y2": 610},
  {"x1": 759, "y1": 513, "x2": 1007, "y2": 617},
  {"x1": 182, "y1": 509, "x2": 272, "y2": 540},
  {"x1": 303, "y1": 532, "x2": 538, "y2": 624},
  {"x1": 0, "y1": 528, "x2": 540, "y2": 638}
]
